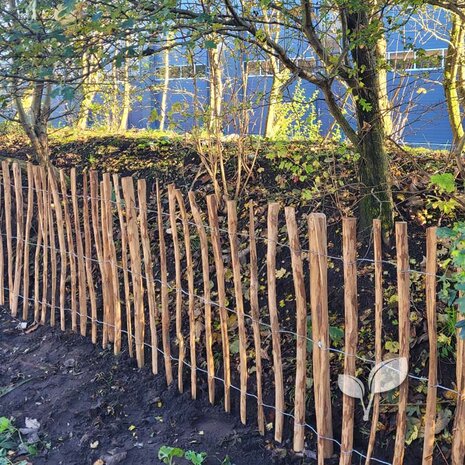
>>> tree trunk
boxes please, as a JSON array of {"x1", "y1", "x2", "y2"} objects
[
  {"x1": 119, "y1": 49, "x2": 131, "y2": 132},
  {"x1": 14, "y1": 82, "x2": 52, "y2": 167},
  {"x1": 357, "y1": 115, "x2": 393, "y2": 235},
  {"x1": 376, "y1": 36, "x2": 393, "y2": 138},
  {"x1": 208, "y1": 41, "x2": 223, "y2": 135},
  {"x1": 265, "y1": 58, "x2": 290, "y2": 138},
  {"x1": 159, "y1": 34, "x2": 172, "y2": 132},
  {"x1": 445, "y1": 12, "x2": 465, "y2": 143},
  {"x1": 347, "y1": 10, "x2": 394, "y2": 234}
]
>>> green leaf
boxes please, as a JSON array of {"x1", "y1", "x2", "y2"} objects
[
  {"x1": 204, "y1": 40, "x2": 216, "y2": 49},
  {"x1": 430, "y1": 173, "x2": 456, "y2": 194}
]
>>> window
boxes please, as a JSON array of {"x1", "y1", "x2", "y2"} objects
[
  {"x1": 416, "y1": 49, "x2": 444, "y2": 70},
  {"x1": 388, "y1": 51, "x2": 415, "y2": 71},
  {"x1": 296, "y1": 58, "x2": 316, "y2": 72},
  {"x1": 387, "y1": 49, "x2": 445, "y2": 71},
  {"x1": 245, "y1": 60, "x2": 273, "y2": 76},
  {"x1": 154, "y1": 63, "x2": 207, "y2": 80}
]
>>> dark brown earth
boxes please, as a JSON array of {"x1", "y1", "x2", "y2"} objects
[{"x1": 0, "y1": 309, "x2": 290, "y2": 465}]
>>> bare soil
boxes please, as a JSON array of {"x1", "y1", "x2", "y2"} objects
[{"x1": 0, "y1": 309, "x2": 284, "y2": 465}]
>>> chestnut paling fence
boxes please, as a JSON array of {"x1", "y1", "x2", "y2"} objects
[{"x1": 1, "y1": 160, "x2": 464, "y2": 465}]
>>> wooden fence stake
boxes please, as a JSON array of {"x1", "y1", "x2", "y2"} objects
[
  {"x1": 365, "y1": 219, "x2": 383, "y2": 465},
  {"x1": 138, "y1": 178, "x2": 158, "y2": 374},
  {"x1": 452, "y1": 229, "x2": 465, "y2": 465},
  {"x1": 48, "y1": 175, "x2": 57, "y2": 327},
  {"x1": 0, "y1": 167, "x2": 4, "y2": 306},
  {"x1": 32, "y1": 167, "x2": 43, "y2": 322},
  {"x1": 168, "y1": 184, "x2": 185, "y2": 392},
  {"x1": 340, "y1": 217, "x2": 358, "y2": 465},
  {"x1": 393, "y1": 222, "x2": 410, "y2": 465},
  {"x1": 206, "y1": 194, "x2": 231, "y2": 412},
  {"x1": 103, "y1": 174, "x2": 121, "y2": 353},
  {"x1": 60, "y1": 169, "x2": 77, "y2": 331},
  {"x1": 122, "y1": 176, "x2": 145, "y2": 368},
  {"x1": 2, "y1": 161, "x2": 13, "y2": 307},
  {"x1": 90, "y1": 171, "x2": 106, "y2": 344},
  {"x1": 83, "y1": 173, "x2": 98, "y2": 343},
  {"x1": 157, "y1": 180, "x2": 173, "y2": 385},
  {"x1": 248, "y1": 203, "x2": 265, "y2": 435},
  {"x1": 285, "y1": 206, "x2": 308, "y2": 452},
  {"x1": 39, "y1": 167, "x2": 49, "y2": 324},
  {"x1": 175, "y1": 189, "x2": 197, "y2": 399},
  {"x1": 189, "y1": 191, "x2": 215, "y2": 404},
  {"x1": 227, "y1": 200, "x2": 248, "y2": 424},
  {"x1": 267, "y1": 202, "x2": 284, "y2": 443},
  {"x1": 22, "y1": 164, "x2": 34, "y2": 319},
  {"x1": 11, "y1": 163, "x2": 24, "y2": 317},
  {"x1": 48, "y1": 168, "x2": 67, "y2": 331},
  {"x1": 113, "y1": 174, "x2": 134, "y2": 357},
  {"x1": 71, "y1": 168, "x2": 87, "y2": 336},
  {"x1": 422, "y1": 227, "x2": 437, "y2": 465},
  {"x1": 308, "y1": 213, "x2": 333, "y2": 462},
  {"x1": 101, "y1": 178, "x2": 115, "y2": 345}
]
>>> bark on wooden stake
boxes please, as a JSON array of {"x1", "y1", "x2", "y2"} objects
[
  {"x1": 0, "y1": 166, "x2": 4, "y2": 306},
  {"x1": 267, "y1": 202, "x2": 284, "y2": 443},
  {"x1": 365, "y1": 219, "x2": 383, "y2": 465},
  {"x1": 32, "y1": 168, "x2": 43, "y2": 322},
  {"x1": 22, "y1": 164, "x2": 34, "y2": 319},
  {"x1": 48, "y1": 175, "x2": 57, "y2": 326},
  {"x1": 11, "y1": 163, "x2": 24, "y2": 317},
  {"x1": 83, "y1": 173, "x2": 98, "y2": 343},
  {"x1": 137, "y1": 178, "x2": 158, "y2": 374},
  {"x1": 71, "y1": 168, "x2": 88, "y2": 336},
  {"x1": 340, "y1": 217, "x2": 358, "y2": 465},
  {"x1": 100, "y1": 179, "x2": 113, "y2": 345},
  {"x1": 393, "y1": 222, "x2": 410, "y2": 465},
  {"x1": 452, "y1": 341, "x2": 465, "y2": 464},
  {"x1": 189, "y1": 191, "x2": 215, "y2": 404},
  {"x1": 175, "y1": 189, "x2": 197, "y2": 399},
  {"x1": 285, "y1": 206, "x2": 308, "y2": 452},
  {"x1": 168, "y1": 184, "x2": 185, "y2": 392},
  {"x1": 39, "y1": 167, "x2": 49, "y2": 324},
  {"x1": 206, "y1": 194, "x2": 231, "y2": 412},
  {"x1": 308, "y1": 213, "x2": 333, "y2": 462},
  {"x1": 113, "y1": 174, "x2": 134, "y2": 357},
  {"x1": 422, "y1": 227, "x2": 437, "y2": 465},
  {"x1": 157, "y1": 180, "x2": 173, "y2": 385},
  {"x1": 60, "y1": 170, "x2": 77, "y2": 331},
  {"x1": 103, "y1": 174, "x2": 121, "y2": 353},
  {"x1": 227, "y1": 200, "x2": 248, "y2": 424},
  {"x1": 48, "y1": 168, "x2": 67, "y2": 331},
  {"x1": 452, "y1": 243, "x2": 465, "y2": 464},
  {"x1": 90, "y1": 171, "x2": 106, "y2": 342},
  {"x1": 248, "y1": 203, "x2": 265, "y2": 435},
  {"x1": 121, "y1": 176, "x2": 145, "y2": 368},
  {"x1": 2, "y1": 161, "x2": 13, "y2": 307}
]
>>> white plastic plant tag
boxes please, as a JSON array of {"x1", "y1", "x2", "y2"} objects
[
  {"x1": 338, "y1": 374, "x2": 365, "y2": 400},
  {"x1": 337, "y1": 357, "x2": 408, "y2": 421},
  {"x1": 368, "y1": 358, "x2": 408, "y2": 394}
]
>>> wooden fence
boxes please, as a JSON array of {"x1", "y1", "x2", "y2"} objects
[{"x1": 1, "y1": 160, "x2": 464, "y2": 465}]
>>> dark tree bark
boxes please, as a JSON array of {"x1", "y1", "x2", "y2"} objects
[{"x1": 346, "y1": 9, "x2": 394, "y2": 234}]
